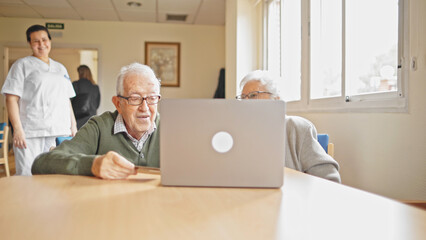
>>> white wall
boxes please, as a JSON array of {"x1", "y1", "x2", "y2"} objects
[
  {"x1": 225, "y1": 0, "x2": 261, "y2": 98},
  {"x1": 0, "y1": 17, "x2": 225, "y2": 116},
  {"x1": 227, "y1": 0, "x2": 426, "y2": 201}
]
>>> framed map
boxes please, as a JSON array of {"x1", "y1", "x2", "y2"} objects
[{"x1": 145, "y1": 42, "x2": 180, "y2": 87}]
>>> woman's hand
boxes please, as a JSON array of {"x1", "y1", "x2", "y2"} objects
[
  {"x1": 13, "y1": 129, "x2": 27, "y2": 149},
  {"x1": 70, "y1": 125, "x2": 77, "y2": 137},
  {"x1": 69, "y1": 100, "x2": 77, "y2": 136},
  {"x1": 5, "y1": 94, "x2": 27, "y2": 149}
]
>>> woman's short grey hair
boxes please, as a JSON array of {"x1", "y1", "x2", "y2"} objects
[
  {"x1": 239, "y1": 70, "x2": 280, "y2": 96},
  {"x1": 116, "y1": 62, "x2": 161, "y2": 95}
]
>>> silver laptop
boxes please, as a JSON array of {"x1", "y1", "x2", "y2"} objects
[{"x1": 159, "y1": 99, "x2": 285, "y2": 188}]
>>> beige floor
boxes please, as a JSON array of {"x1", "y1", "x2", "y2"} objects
[{"x1": 0, "y1": 151, "x2": 16, "y2": 177}]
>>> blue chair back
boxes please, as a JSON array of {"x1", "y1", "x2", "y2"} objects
[
  {"x1": 0, "y1": 122, "x2": 6, "y2": 148},
  {"x1": 56, "y1": 136, "x2": 73, "y2": 146},
  {"x1": 317, "y1": 134, "x2": 329, "y2": 153}
]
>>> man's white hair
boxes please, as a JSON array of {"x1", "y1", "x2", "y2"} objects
[
  {"x1": 239, "y1": 70, "x2": 280, "y2": 97},
  {"x1": 116, "y1": 62, "x2": 161, "y2": 95}
]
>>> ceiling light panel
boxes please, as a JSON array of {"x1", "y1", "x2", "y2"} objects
[
  {"x1": 75, "y1": 8, "x2": 120, "y2": 21},
  {"x1": 31, "y1": 6, "x2": 81, "y2": 19},
  {"x1": 0, "y1": 0, "x2": 24, "y2": 4},
  {"x1": 119, "y1": 10, "x2": 156, "y2": 22},
  {"x1": 23, "y1": 0, "x2": 70, "y2": 8},
  {"x1": 158, "y1": 0, "x2": 200, "y2": 12},
  {"x1": 67, "y1": 0, "x2": 115, "y2": 9}
]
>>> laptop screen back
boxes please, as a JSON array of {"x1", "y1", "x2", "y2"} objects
[{"x1": 159, "y1": 99, "x2": 285, "y2": 188}]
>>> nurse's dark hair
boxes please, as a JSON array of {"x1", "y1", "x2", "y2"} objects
[{"x1": 26, "y1": 25, "x2": 51, "y2": 42}]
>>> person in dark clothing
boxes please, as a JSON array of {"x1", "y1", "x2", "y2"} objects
[
  {"x1": 72, "y1": 65, "x2": 101, "y2": 129},
  {"x1": 213, "y1": 68, "x2": 225, "y2": 98}
]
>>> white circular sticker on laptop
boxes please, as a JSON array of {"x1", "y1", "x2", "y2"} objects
[{"x1": 211, "y1": 131, "x2": 233, "y2": 153}]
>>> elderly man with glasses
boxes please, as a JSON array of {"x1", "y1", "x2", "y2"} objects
[
  {"x1": 32, "y1": 63, "x2": 161, "y2": 180},
  {"x1": 237, "y1": 70, "x2": 341, "y2": 183}
]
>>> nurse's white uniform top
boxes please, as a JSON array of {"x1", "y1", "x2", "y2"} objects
[{"x1": 1, "y1": 56, "x2": 76, "y2": 138}]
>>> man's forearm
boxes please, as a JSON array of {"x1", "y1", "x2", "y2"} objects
[
  {"x1": 32, "y1": 119, "x2": 101, "y2": 175},
  {"x1": 32, "y1": 149, "x2": 96, "y2": 176}
]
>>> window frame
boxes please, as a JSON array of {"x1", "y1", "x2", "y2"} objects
[{"x1": 264, "y1": 0, "x2": 409, "y2": 113}]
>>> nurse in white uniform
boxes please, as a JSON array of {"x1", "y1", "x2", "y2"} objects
[{"x1": 1, "y1": 24, "x2": 77, "y2": 176}]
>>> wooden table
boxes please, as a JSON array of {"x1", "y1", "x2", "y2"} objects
[{"x1": 0, "y1": 168, "x2": 425, "y2": 240}]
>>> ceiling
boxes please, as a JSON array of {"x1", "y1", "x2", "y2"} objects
[{"x1": 0, "y1": 0, "x2": 225, "y2": 25}]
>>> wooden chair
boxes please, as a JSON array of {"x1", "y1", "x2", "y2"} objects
[
  {"x1": 0, "y1": 123, "x2": 10, "y2": 177},
  {"x1": 317, "y1": 134, "x2": 335, "y2": 158}
]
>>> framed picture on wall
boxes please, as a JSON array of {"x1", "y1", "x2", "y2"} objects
[{"x1": 145, "y1": 42, "x2": 180, "y2": 87}]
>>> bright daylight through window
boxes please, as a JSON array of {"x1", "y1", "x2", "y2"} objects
[{"x1": 265, "y1": 0, "x2": 407, "y2": 112}]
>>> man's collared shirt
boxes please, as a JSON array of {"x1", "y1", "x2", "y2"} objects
[{"x1": 113, "y1": 114, "x2": 156, "y2": 152}]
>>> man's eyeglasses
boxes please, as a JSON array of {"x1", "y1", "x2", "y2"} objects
[
  {"x1": 118, "y1": 95, "x2": 161, "y2": 105},
  {"x1": 235, "y1": 91, "x2": 273, "y2": 100}
]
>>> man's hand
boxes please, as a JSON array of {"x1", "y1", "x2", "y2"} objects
[{"x1": 91, "y1": 151, "x2": 137, "y2": 179}]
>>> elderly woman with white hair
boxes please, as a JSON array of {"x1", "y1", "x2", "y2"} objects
[{"x1": 237, "y1": 70, "x2": 341, "y2": 183}]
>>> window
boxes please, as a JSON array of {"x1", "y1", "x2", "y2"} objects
[
  {"x1": 264, "y1": 0, "x2": 408, "y2": 112},
  {"x1": 265, "y1": 0, "x2": 301, "y2": 102},
  {"x1": 344, "y1": 0, "x2": 399, "y2": 97},
  {"x1": 310, "y1": 0, "x2": 342, "y2": 99}
]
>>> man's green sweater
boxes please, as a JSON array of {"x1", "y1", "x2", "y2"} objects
[{"x1": 32, "y1": 111, "x2": 160, "y2": 176}]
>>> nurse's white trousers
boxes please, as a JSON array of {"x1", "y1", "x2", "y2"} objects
[{"x1": 13, "y1": 137, "x2": 56, "y2": 176}]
